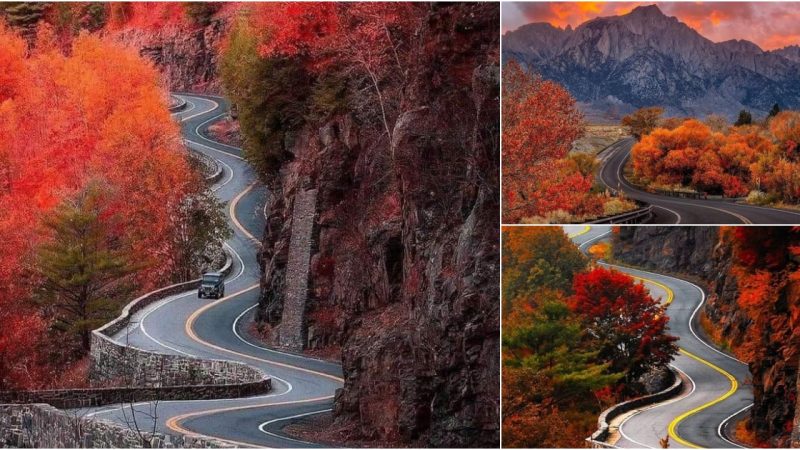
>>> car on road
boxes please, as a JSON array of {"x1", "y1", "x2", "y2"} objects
[{"x1": 198, "y1": 272, "x2": 225, "y2": 299}]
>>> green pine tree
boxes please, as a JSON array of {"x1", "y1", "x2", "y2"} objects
[
  {"x1": 1, "y1": 2, "x2": 47, "y2": 36},
  {"x1": 768, "y1": 103, "x2": 781, "y2": 118},
  {"x1": 503, "y1": 297, "x2": 621, "y2": 405},
  {"x1": 34, "y1": 182, "x2": 137, "y2": 351},
  {"x1": 734, "y1": 109, "x2": 753, "y2": 126}
]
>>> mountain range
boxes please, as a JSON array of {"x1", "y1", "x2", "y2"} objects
[{"x1": 503, "y1": 5, "x2": 800, "y2": 122}]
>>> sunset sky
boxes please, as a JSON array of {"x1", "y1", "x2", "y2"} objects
[{"x1": 502, "y1": 2, "x2": 800, "y2": 50}]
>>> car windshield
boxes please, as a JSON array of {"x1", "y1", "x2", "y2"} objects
[{"x1": 202, "y1": 275, "x2": 220, "y2": 283}]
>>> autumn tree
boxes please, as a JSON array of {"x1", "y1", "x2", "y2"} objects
[
  {"x1": 502, "y1": 61, "x2": 595, "y2": 222},
  {"x1": 622, "y1": 107, "x2": 664, "y2": 139},
  {"x1": 569, "y1": 267, "x2": 679, "y2": 386},
  {"x1": 502, "y1": 226, "x2": 587, "y2": 316},
  {"x1": 165, "y1": 182, "x2": 232, "y2": 283},
  {"x1": 503, "y1": 293, "x2": 621, "y2": 448},
  {"x1": 33, "y1": 181, "x2": 137, "y2": 352},
  {"x1": 0, "y1": 26, "x2": 224, "y2": 387},
  {"x1": 220, "y1": 18, "x2": 310, "y2": 177}
]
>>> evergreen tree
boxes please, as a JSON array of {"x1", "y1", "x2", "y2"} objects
[
  {"x1": 34, "y1": 182, "x2": 136, "y2": 351},
  {"x1": 0, "y1": 2, "x2": 47, "y2": 36},
  {"x1": 504, "y1": 295, "x2": 621, "y2": 403},
  {"x1": 735, "y1": 109, "x2": 753, "y2": 126},
  {"x1": 768, "y1": 103, "x2": 781, "y2": 118}
]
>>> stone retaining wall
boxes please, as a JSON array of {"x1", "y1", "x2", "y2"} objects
[
  {"x1": 0, "y1": 378, "x2": 271, "y2": 410},
  {"x1": 89, "y1": 253, "x2": 269, "y2": 390},
  {"x1": 588, "y1": 367, "x2": 683, "y2": 446},
  {"x1": 0, "y1": 404, "x2": 233, "y2": 448},
  {"x1": 278, "y1": 186, "x2": 317, "y2": 350}
]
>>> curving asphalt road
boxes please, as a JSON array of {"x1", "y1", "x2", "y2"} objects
[
  {"x1": 565, "y1": 225, "x2": 753, "y2": 449},
  {"x1": 74, "y1": 94, "x2": 342, "y2": 447},
  {"x1": 598, "y1": 138, "x2": 800, "y2": 224}
]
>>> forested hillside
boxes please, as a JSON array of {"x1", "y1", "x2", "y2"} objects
[{"x1": 218, "y1": 3, "x2": 500, "y2": 446}]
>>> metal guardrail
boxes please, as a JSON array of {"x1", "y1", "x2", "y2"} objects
[{"x1": 586, "y1": 205, "x2": 653, "y2": 224}]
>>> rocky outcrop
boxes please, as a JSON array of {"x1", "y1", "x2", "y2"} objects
[
  {"x1": 503, "y1": 5, "x2": 800, "y2": 120},
  {"x1": 110, "y1": 18, "x2": 230, "y2": 93},
  {"x1": 254, "y1": 4, "x2": 499, "y2": 446},
  {"x1": 613, "y1": 226, "x2": 800, "y2": 447}
]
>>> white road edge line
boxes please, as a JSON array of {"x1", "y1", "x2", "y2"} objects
[
  {"x1": 257, "y1": 409, "x2": 332, "y2": 445},
  {"x1": 618, "y1": 364, "x2": 697, "y2": 449}
]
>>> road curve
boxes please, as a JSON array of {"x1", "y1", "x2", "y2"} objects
[
  {"x1": 565, "y1": 226, "x2": 752, "y2": 449},
  {"x1": 598, "y1": 138, "x2": 800, "y2": 224},
  {"x1": 76, "y1": 94, "x2": 343, "y2": 447}
]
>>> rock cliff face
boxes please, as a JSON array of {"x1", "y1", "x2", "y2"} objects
[
  {"x1": 110, "y1": 18, "x2": 230, "y2": 93},
  {"x1": 613, "y1": 227, "x2": 799, "y2": 446},
  {"x1": 503, "y1": 5, "x2": 800, "y2": 120},
  {"x1": 253, "y1": 4, "x2": 499, "y2": 447}
]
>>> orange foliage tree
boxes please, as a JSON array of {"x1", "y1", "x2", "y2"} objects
[
  {"x1": 501, "y1": 61, "x2": 604, "y2": 222},
  {"x1": 632, "y1": 119, "x2": 780, "y2": 197},
  {"x1": 720, "y1": 226, "x2": 800, "y2": 442},
  {"x1": 0, "y1": 26, "x2": 197, "y2": 388}
]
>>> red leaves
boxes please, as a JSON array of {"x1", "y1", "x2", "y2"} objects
[
  {"x1": 502, "y1": 61, "x2": 603, "y2": 222},
  {"x1": 568, "y1": 267, "x2": 678, "y2": 379},
  {"x1": 0, "y1": 27, "x2": 194, "y2": 388}
]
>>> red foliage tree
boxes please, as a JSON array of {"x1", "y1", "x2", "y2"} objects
[
  {"x1": 501, "y1": 61, "x2": 596, "y2": 222},
  {"x1": 568, "y1": 267, "x2": 678, "y2": 384},
  {"x1": 0, "y1": 26, "x2": 195, "y2": 388}
]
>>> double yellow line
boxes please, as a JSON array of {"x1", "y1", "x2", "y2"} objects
[
  {"x1": 164, "y1": 283, "x2": 344, "y2": 443},
  {"x1": 567, "y1": 225, "x2": 591, "y2": 238},
  {"x1": 631, "y1": 273, "x2": 738, "y2": 448},
  {"x1": 667, "y1": 349, "x2": 739, "y2": 448}
]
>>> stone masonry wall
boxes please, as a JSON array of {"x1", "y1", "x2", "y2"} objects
[
  {"x1": 0, "y1": 404, "x2": 234, "y2": 448},
  {"x1": 87, "y1": 254, "x2": 265, "y2": 389},
  {"x1": 0, "y1": 378, "x2": 271, "y2": 410},
  {"x1": 277, "y1": 186, "x2": 317, "y2": 350}
]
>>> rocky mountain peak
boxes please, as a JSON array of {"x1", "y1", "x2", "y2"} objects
[{"x1": 502, "y1": 7, "x2": 800, "y2": 121}]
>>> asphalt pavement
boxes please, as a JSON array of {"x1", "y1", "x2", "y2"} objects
[
  {"x1": 597, "y1": 138, "x2": 800, "y2": 224},
  {"x1": 74, "y1": 94, "x2": 342, "y2": 447},
  {"x1": 564, "y1": 226, "x2": 752, "y2": 449}
]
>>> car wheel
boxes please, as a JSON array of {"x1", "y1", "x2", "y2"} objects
[{"x1": 198, "y1": 292, "x2": 203, "y2": 299}]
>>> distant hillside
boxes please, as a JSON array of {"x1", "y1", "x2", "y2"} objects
[{"x1": 503, "y1": 5, "x2": 800, "y2": 121}]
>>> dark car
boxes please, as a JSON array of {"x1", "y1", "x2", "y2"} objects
[{"x1": 198, "y1": 272, "x2": 225, "y2": 299}]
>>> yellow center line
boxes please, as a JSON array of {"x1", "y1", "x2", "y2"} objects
[
  {"x1": 629, "y1": 275, "x2": 674, "y2": 305},
  {"x1": 163, "y1": 284, "x2": 343, "y2": 443},
  {"x1": 229, "y1": 182, "x2": 262, "y2": 245},
  {"x1": 567, "y1": 225, "x2": 591, "y2": 238},
  {"x1": 667, "y1": 349, "x2": 739, "y2": 449},
  {"x1": 625, "y1": 272, "x2": 737, "y2": 449},
  {"x1": 165, "y1": 395, "x2": 335, "y2": 448},
  {"x1": 183, "y1": 284, "x2": 344, "y2": 383}
]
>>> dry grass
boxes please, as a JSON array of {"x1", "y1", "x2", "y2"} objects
[{"x1": 571, "y1": 125, "x2": 630, "y2": 156}]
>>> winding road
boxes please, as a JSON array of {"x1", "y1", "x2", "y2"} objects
[
  {"x1": 566, "y1": 225, "x2": 753, "y2": 449},
  {"x1": 598, "y1": 138, "x2": 800, "y2": 224},
  {"x1": 76, "y1": 94, "x2": 342, "y2": 447}
]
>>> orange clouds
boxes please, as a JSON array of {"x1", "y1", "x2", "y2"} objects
[{"x1": 503, "y1": 2, "x2": 800, "y2": 50}]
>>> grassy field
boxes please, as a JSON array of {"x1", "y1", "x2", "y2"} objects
[{"x1": 571, "y1": 125, "x2": 629, "y2": 155}]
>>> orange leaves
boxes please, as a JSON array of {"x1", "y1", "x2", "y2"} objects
[
  {"x1": 502, "y1": 61, "x2": 598, "y2": 222},
  {"x1": 0, "y1": 26, "x2": 193, "y2": 387},
  {"x1": 630, "y1": 117, "x2": 792, "y2": 198}
]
